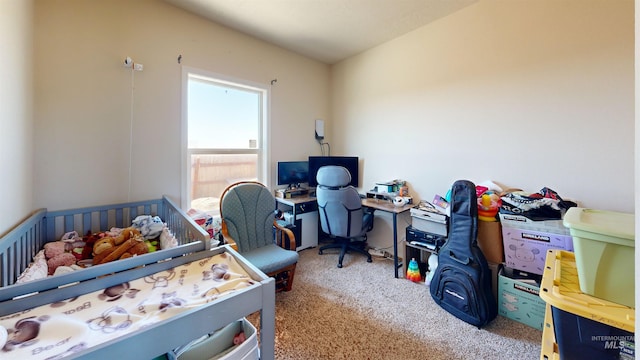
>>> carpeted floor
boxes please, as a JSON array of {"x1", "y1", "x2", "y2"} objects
[{"x1": 248, "y1": 247, "x2": 543, "y2": 359}]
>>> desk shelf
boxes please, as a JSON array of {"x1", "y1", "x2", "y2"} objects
[{"x1": 404, "y1": 240, "x2": 438, "y2": 280}]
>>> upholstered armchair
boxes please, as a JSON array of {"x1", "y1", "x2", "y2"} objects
[{"x1": 220, "y1": 181, "x2": 299, "y2": 292}]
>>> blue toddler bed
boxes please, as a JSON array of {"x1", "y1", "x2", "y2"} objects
[{"x1": 0, "y1": 196, "x2": 275, "y2": 359}]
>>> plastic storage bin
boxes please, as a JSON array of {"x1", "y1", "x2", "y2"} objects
[
  {"x1": 498, "y1": 266, "x2": 545, "y2": 330},
  {"x1": 539, "y1": 250, "x2": 635, "y2": 360},
  {"x1": 540, "y1": 304, "x2": 559, "y2": 360},
  {"x1": 169, "y1": 318, "x2": 259, "y2": 360},
  {"x1": 500, "y1": 213, "x2": 573, "y2": 275},
  {"x1": 563, "y1": 207, "x2": 635, "y2": 307}
]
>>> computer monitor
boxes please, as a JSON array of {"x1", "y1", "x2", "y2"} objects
[
  {"x1": 277, "y1": 161, "x2": 309, "y2": 187},
  {"x1": 308, "y1": 156, "x2": 359, "y2": 188}
]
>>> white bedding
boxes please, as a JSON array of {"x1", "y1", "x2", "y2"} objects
[{"x1": 0, "y1": 252, "x2": 257, "y2": 359}]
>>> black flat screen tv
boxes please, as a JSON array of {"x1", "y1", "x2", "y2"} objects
[
  {"x1": 308, "y1": 156, "x2": 359, "y2": 188},
  {"x1": 277, "y1": 161, "x2": 309, "y2": 186}
]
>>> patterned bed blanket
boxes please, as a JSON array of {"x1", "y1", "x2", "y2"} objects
[{"x1": 0, "y1": 252, "x2": 257, "y2": 359}]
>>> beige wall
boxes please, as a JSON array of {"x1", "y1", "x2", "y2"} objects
[
  {"x1": 331, "y1": 0, "x2": 634, "y2": 249},
  {"x1": 32, "y1": 0, "x2": 330, "y2": 211},
  {"x1": 1, "y1": 0, "x2": 635, "y2": 247},
  {"x1": 635, "y1": 0, "x2": 639, "y2": 330},
  {"x1": 0, "y1": 0, "x2": 33, "y2": 234}
]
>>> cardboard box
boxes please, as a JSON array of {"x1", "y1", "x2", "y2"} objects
[
  {"x1": 477, "y1": 220, "x2": 504, "y2": 263},
  {"x1": 502, "y1": 226, "x2": 573, "y2": 275},
  {"x1": 498, "y1": 267, "x2": 545, "y2": 330}
]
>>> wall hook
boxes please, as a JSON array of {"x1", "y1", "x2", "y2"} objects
[{"x1": 270, "y1": 78, "x2": 277, "y2": 85}]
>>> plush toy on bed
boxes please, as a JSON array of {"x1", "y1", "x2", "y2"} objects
[
  {"x1": 44, "y1": 242, "x2": 78, "y2": 275},
  {"x1": 92, "y1": 227, "x2": 149, "y2": 265}
]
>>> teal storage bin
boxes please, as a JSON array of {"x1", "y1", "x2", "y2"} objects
[{"x1": 563, "y1": 207, "x2": 635, "y2": 308}]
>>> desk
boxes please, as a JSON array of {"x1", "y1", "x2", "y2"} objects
[
  {"x1": 361, "y1": 199, "x2": 414, "y2": 278},
  {"x1": 277, "y1": 195, "x2": 413, "y2": 277}
]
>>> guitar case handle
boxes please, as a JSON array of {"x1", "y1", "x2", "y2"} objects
[{"x1": 448, "y1": 250, "x2": 470, "y2": 265}]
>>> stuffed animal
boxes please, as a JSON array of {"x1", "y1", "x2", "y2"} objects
[
  {"x1": 424, "y1": 253, "x2": 439, "y2": 286},
  {"x1": 43, "y1": 242, "x2": 76, "y2": 275},
  {"x1": 92, "y1": 228, "x2": 148, "y2": 265}
]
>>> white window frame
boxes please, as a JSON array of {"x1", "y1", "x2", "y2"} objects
[{"x1": 180, "y1": 66, "x2": 270, "y2": 210}]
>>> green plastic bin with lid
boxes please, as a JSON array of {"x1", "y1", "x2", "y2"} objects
[{"x1": 563, "y1": 207, "x2": 635, "y2": 308}]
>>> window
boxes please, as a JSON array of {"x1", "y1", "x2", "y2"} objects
[{"x1": 182, "y1": 68, "x2": 269, "y2": 216}]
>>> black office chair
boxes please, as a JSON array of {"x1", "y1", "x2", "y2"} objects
[{"x1": 316, "y1": 165, "x2": 374, "y2": 268}]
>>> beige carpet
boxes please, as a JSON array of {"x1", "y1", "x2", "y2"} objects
[{"x1": 248, "y1": 248, "x2": 543, "y2": 359}]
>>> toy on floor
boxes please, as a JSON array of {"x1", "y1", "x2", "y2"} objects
[
  {"x1": 406, "y1": 258, "x2": 422, "y2": 282},
  {"x1": 424, "y1": 253, "x2": 439, "y2": 286}
]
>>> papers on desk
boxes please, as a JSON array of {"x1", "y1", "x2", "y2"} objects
[
  {"x1": 412, "y1": 201, "x2": 448, "y2": 221},
  {"x1": 410, "y1": 201, "x2": 449, "y2": 236}
]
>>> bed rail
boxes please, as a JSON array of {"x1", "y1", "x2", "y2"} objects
[
  {"x1": 0, "y1": 246, "x2": 276, "y2": 360},
  {"x1": 0, "y1": 209, "x2": 47, "y2": 289},
  {"x1": 0, "y1": 196, "x2": 208, "y2": 288}
]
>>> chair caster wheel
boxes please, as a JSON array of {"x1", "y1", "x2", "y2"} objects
[
  {"x1": 318, "y1": 250, "x2": 323, "y2": 255},
  {"x1": 367, "y1": 258, "x2": 372, "y2": 263},
  {"x1": 337, "y1": 263, "x2": 343, "y2": 268}
]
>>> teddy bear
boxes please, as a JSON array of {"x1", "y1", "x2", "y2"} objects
[{"x1": 92, "y1": 227, "x2": 148, "y2": 265}]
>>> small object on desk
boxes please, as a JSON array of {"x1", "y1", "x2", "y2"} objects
[
  {"x1": 375, "y1": 181, "x2": 398, "y2": 193},
  {"x1": 366, "y1": 191, "x2": 394, "y2": 201},
  {"x1": 432, "y1": 194, "x2": 449, "y2": 211},
  {"x1": 393, "y1": 196, "x2": 407, "y2": 207}
]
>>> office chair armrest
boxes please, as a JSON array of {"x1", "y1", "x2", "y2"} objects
[
  {"x1": 273, "y1": 220, "x2": 297, "y2": 251},
  {"x1": 220, "y1": 220, "x2": 239, "y2": 251}
]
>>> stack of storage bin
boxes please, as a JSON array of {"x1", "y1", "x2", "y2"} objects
[
  {"x1": 563, "y1": 208, "x2": 635, "y2": 308},
  {"x1": 500, "y1": 213, "x2": 573, "y2": 275},
  {"x1": 497, "y1": 213, "x2": 574, "y2": 330},
  {"x1": 539, "y1": 207, "x2": 635, "y2": 360}
]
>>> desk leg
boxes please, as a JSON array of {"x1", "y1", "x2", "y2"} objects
[{"x1": 393, "y1": 213, "x2": 400, "y2": 278}]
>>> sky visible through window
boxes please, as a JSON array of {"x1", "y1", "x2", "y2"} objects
[{"x1": 188, "y1": 78, "x2": 259, "y2": 149}]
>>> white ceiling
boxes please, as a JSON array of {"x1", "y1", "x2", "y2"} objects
[{"x1": 164, "y1": 0, "x2": 478, "y2": 64}]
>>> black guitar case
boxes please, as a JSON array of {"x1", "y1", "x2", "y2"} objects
[{"x1": 429, "y1": 180, "x2": 497, "y2": 327}]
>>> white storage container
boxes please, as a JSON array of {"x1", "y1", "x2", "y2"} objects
[
  {"x1": 410, "y1": 207, "x2": 448, "y2": 236},
  {"x1": 499, "y1": 213, "x2": 573, "y2": 275},
  {"x1": 170, "y1": 318, "x2": 259, "y2": 360}
]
